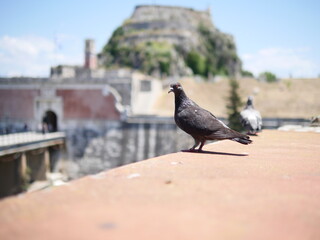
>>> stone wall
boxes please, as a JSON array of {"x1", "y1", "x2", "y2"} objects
[
  {"x1": 131, "y1": 5, "x2": 213, "y2": 29},
  {"x1": 122, "y1": 5, "x2": 213, "y2": 50},
  {"x1": 65, "y1": 118, "x2": 193, "y2": 178},
  {"x1": 56, "y1": 89, "x2": 120, "y2": 120},
  {"x1": 0, "y1": 89, "x2": 40, "y2": 120}
]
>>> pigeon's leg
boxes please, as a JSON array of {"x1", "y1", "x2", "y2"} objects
[
  {"x1": 197, "y1": 140, "x2": 206, "y2": 152},
  {"x1": 189, "y1": 139, "x2": 200, "y2": 152}
]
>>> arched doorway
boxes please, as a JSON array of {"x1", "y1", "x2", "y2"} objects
[{"x1": 42, "y1": 110, "x2": 58, "y2": 132}]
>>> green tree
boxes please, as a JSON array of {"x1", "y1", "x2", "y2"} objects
[
  {"x1": 159, "y1": 61, "x2": 170, "y2": 76},
  {"x1": 186, "y1": 51, "x2": 206, "y2": 76},
  {"x1": 241, "y1": 70, "x2": 254, "y2": 78},
  {"x1": 259, "y1": 71, "x2": 278, "y2": 83},
  {"x1": 103, "y1": 27, "x2": 124, "y2": 56},
  {"x1": 226, "y1": 78, "x2": 243, "y2": 131},
  {"x1": 198, "y1": 24, "x2": 241, "y2": 77}
]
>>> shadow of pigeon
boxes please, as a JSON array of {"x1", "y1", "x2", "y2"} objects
[{"x1": 181, "y1": 150, "x2": 248, "y2": 157}]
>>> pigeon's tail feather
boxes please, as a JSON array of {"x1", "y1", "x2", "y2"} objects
[
  {"x1": 213, "y1": 128, "x2": 252, "y2": 145},
  {"x1": 232, "y1": 136, "x2": 252, "y2": 145}
]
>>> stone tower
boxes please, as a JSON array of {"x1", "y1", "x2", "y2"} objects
[{"x1": 84, "y1": 39, "x2": 97, "y2": 69}]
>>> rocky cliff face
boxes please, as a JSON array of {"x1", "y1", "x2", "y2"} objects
[{"x1": 99, "y1": 5, "x2": 242, "y2": 78}]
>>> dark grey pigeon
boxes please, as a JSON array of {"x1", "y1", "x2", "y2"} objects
[
  {"x1": 240, "y1": 96, "x2": 262, "y2": 135},
  {"x1": 168, "y1": 82, "x2": 252, "y2": 152}
]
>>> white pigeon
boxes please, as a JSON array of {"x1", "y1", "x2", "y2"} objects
[{"x1": 240, "y1": 96, "x2": 262, "y2": 135}]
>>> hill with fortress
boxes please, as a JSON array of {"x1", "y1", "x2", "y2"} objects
[{"x1": 99, "y1": 5, "x2": 241, "y2": 77}]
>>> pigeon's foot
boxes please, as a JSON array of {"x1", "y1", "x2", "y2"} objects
[
  {"x1": 247, "y1": 131, "x2": 258, "y2": 136},
  {"x1": 183, "y1": 148, "x2": 204, "y2": 153},
  {"x1": 188, "y1": 148, "x2": 197, "y2": 152}
]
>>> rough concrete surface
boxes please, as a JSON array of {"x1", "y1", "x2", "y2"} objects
[{"x1": 0, "y1": 130, "x2": 319, "y2": 240}]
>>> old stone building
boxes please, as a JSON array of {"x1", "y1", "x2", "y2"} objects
[
  {"x1": 0, "y1": 38, "x2": 163, "y2": 132},
  {"x1": 0, "y1": 38, "x2": 172, "y2": 178}
]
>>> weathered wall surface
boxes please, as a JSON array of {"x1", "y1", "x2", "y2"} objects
[
  {"x1": 56, "y1": 89, "x2": 120, "y2": 120},
  {"x1": 0, "y1": 89, "x2": 40, "y2": 120},
  {"x1": 64, "y1": 119, "x2": 193, "y2": 178},
  {"x1": 131, "y1": 5, "x2": 212, "y2": 27}
]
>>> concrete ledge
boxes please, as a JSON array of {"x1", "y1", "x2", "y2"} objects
[{"x1": 0, "y1": 130, "x2": 319, "y2": 240}]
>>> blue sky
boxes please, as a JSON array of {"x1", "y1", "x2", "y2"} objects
[{"x1": 0, "y1": 0, "x2": 319, "y2": 78}]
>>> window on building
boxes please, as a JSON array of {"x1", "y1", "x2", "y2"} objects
[{"x1": 140, "y1": 80, "x2": 152, "y2": 92}]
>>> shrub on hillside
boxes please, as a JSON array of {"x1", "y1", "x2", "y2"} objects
[
  {"x1": 259, "y1": 71, "x2": 278, "y2": 83},
  {"x1": 241, "y1": 70, "x2": 254, "y2": 78},
  {"x1": 186, "y1": 51, "x2": 207, "y2": 77}
]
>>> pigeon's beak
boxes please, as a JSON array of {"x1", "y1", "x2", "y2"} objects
[{"x1": 168, "y1": 87, "x2": 174, "y2": 93}]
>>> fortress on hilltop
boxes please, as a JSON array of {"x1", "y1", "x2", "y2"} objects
[
  {"x1": 100, "y1": 5, "x2": 241, "y2": 77},
  {"x1": 120, "y1": 5, "x2": 214, "y2": 51}
]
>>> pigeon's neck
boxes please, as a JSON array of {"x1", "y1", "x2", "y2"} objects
[
  {"x1": 174, "y1": 90, "x2": 189, "y2": 110},
  {"x1": 245, "y1": 104, "x2": 254, "y2": 109}
]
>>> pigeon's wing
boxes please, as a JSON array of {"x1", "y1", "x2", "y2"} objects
[
  {"x1": 241, "y1": 109, "x2": 262, "y2": 130},
  {"x1": 255, "y1": 110, "x2": 263, "y2": 130},
  {"x1": 176, "y1": 105, "x2": 219, "y2": 134},
  {"x1": 176, "y1": 105, "x2": 241, "y2": 140},
  {"x1": 240, "y1": 109, "x2": 252, "y2": 128}
]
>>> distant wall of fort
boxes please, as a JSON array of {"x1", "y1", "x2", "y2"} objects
[
  {"x1": 121, "y1": 5, "x2": 214, "y2": 51},
  {"x1": 131, "y1": 5, "x2": 213, "y2": 29}
]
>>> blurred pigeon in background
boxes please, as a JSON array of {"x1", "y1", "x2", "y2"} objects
[
  {"x1": 168, "y1": 82, "x2": 252, "y2": 152},
  {"x1": 240, "y1": 96, "x2": 262, "y2": 135},
  {"x1": 311, "y1": 116, "x2": 320, "y2": 126}
]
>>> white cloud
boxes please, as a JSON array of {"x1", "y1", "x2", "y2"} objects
[
  {"x1": 0, "y1": 35, "x2": 82, "y2": 77},
  {"x1": 241, "y1": 47, "x2": 320, "y2": 78}
]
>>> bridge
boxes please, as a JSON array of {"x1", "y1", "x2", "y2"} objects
[{"x1": 0, "y1": 132, "x2": 66, "y2": 198}]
